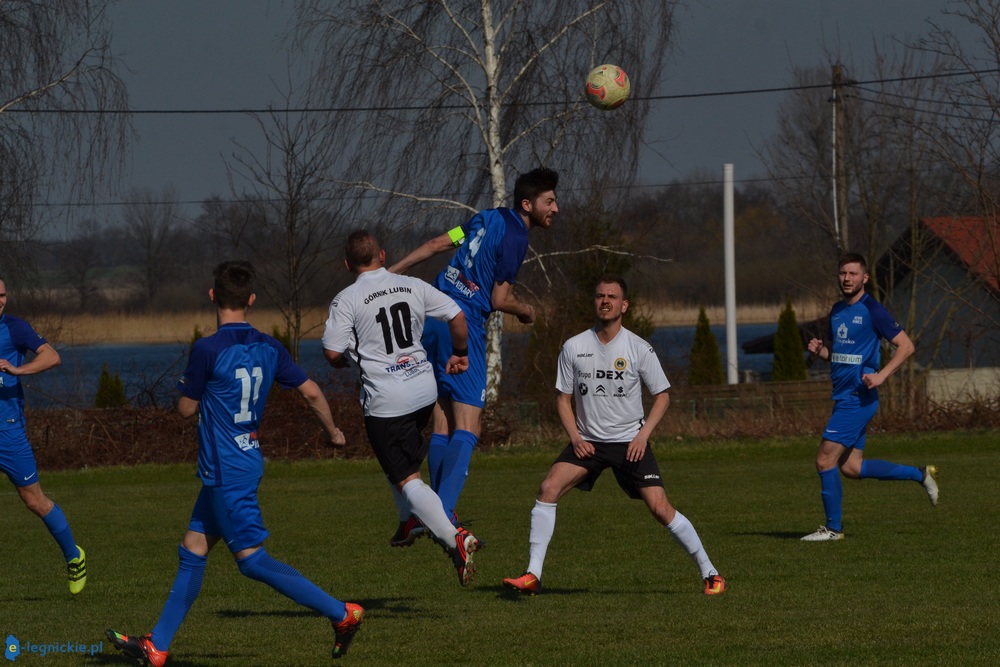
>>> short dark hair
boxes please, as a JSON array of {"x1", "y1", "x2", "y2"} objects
[
  {"x1": 596, "y1": 273, "x2": 628, "y2": 300},
  {"x1": 345, "y1": 230, "x2": 380, "y2": 270},
  {"x1": 212, "y1": 260, "x2": 256, "y2": 310},
  {"x1": 838, "y1": 252, "x2": 868, "y2": 272},
  {"x1": 513, "y1": 167, "x2": 559, "y2": 211}
]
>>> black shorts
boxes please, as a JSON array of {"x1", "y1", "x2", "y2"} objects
[
  {"x1": 363, "y1": 404, "x2": 435, "y2": 486},
  {"x1": 553, "y1": 440, "x2": 664, "y2": 500}
]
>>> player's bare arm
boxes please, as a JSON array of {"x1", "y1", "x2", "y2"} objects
[
  {"x1": 445, "y1": 310, "x2": 470, "y2": 375},
  {"x1": 177, "y1": 395, "x2": 199, "y2": 419},
  {"x1": 0, "y1": 343, "x2": 60, "y2": 376},
  {"x1": 862, "y1": 329, "x2": 915, "y2": 389},
  {"x1": 626, "y1": 391, "x2": 670, "y2": 462},
  {"x1": 491, "y1": 281, "x2": 535, "y2": 324},
  {"x1": 297, "y1": 379, "x2": 346, "y2": 446},
  {"x1": 556, "y1": 391, "x2": 594, "y2": 459},
  {"x1": 387, "y1": 231, "x2": 455, "y2": 275}
]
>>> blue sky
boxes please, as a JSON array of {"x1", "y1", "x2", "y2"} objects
[{"x1": 105, "y1": 1, "x2": 968, "y2": 215}]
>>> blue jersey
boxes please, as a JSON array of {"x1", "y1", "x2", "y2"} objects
[
  {"x1": 827, "y1": 293, "x2": 904, "y2": 405},
  {"x1": 177, "y1": 323, "x2": 307, "y2": 486},
  {"x1": 0, "y1": 315, "x2": 47, "y2": 432},
  {"x1": 434, "y1": 207, "x2": 529, "y2": 328}
]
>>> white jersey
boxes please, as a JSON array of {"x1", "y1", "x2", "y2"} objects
[
  {"x1": 322, "y1": 267, "x2": 461, "y2": 417},
  {"x1": 555, "y1": 326, "x2": 671, "y2": 442}
]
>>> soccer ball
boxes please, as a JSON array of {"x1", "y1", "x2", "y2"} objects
[{"x1": 585, "y1": 64, "x2": 630, "y2": 110}]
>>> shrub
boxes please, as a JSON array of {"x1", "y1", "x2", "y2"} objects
[
  {"x1": 688, "y1": 307, "x2": 725, "y2": 385},
  {"x1": 772, "y1": 299, "x2": 808, "y2": 381},
  {"x1": 272, "y1": 325, "x2": 291, "y2": 353},
  {"x1": 95, "y1": 364, "x2": 128, "y2": 408}
]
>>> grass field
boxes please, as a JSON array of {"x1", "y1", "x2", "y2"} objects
[{"x1": 3, "y1": 431, "x2": 999, "y2": 666}]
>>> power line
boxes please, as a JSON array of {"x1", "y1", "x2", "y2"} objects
[
  {"x1": 33, "y1": 172, "x2": 837, "y2": 212},
  {"x1": 21, "y1": 66, "x2": 1000, "y2": 212},
  {"x1": 7, "y1": 68, "x2": 1000, "y2": 115},
  {"x1": 650, "y1": 67, "x2": 1000, "y2": 100}
]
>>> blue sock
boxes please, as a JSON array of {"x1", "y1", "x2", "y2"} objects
[
  {"x1": 237, "y1": 548, "x2": 346, "y2": 621},
  {"x1": 436, "y1": 430, "x2": 478, "y2": 517},
  {"x1": 818, "y1": 467, "x2": 843, "y2": 532},
  {"x1": 41, "y1": 504, "x2": 79, "y2": 561},
  {"x1": 427, "y1": 432, "x2": 449, "y2": 492},
  {"x1": 860, "y1": 459, "x2": 922, "y2": 482},
  {"x1": 150, "y1": 545, "x2": 207, "y2": 651}
]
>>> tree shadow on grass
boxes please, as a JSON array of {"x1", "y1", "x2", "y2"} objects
[
  {"x1": 214, "y1": 596, "x2": 405, "y2": 620},
  {"x1": 490, "y1": 583, "x2": 590, "y2": 601},
  {"x1": 89, "y1": 599, "x2": 409, "y2": 665},
  {"x1": 91, "y1": 654, "x2": 225, "y2": 667},
  {"x1": 735, "y1": 530, "x2": 806, "y2": 539}
]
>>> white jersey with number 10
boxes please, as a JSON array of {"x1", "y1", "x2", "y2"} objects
[{"x1": 322, "y1": 267, "x2": 461, "y2": 418}]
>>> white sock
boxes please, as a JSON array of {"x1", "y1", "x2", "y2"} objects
[
  {"x1": 527, "y1": 501, "x2": 557, "y2": 580},
  {"x1": 400, "y1": 479, "x2": 457, "y2": 544},
  {"x1": 388, "y1": 476, "x2": 409, "y2": 521},
  {"x1": 666, "y1": 511, "x2": 717, "y2": 579}
]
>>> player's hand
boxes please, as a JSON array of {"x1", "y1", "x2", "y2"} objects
[
  {"x1": 326, "y1": 427, "x2": 346, "y2": 447},
  {"x1": 807, "y1": 338, "x2": 823, "y2": 356},
  {"x1": 445, "y1": 354, "x2": 469, "y2": 374},
  {"x1": 861, "y1": 372, "x2": 884, "y2": 389},
  {"x1": 328, "y1": 356, "x2": 350, "y2": 369},
  {"x1": 516, "y1": 304, "x2": 536, "y2": 325},
  {"x1": 626, "y1": 437, "x2": 648, "y2": 463},
  {"x1": 571, "y1": 438, "x2": 595, "y2": 460},
  {"x1": 0, "y1": 360, "x2": 19, "y2": 375}
]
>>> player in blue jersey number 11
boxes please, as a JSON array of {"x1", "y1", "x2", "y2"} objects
[{"x1": 107, "y1": 261, "x2": 362, "y2": 665}]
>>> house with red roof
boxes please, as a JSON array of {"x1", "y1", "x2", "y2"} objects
[
  {"x1": 876, "y1": 216, "x2": 1000, "y2": 370},
  {"x1": 743, "y1": 216, "x2": 1000, "y2": 375}
]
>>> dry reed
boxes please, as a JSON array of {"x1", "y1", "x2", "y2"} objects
[
  {"x1": 38, "y1": 308, "x2": 330, "y2": 346},
  {"x1": 37, "y1": 300, "x2": 827, "y2": 346}
]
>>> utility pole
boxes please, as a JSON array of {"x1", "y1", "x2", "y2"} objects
[
  {"x1": 831, "y1": 63, "x2": 849, "y2": 252},
  {"x1": 723, "y1": 163, "x2": 737, "y2": 385}
]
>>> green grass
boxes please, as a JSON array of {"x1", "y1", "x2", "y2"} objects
[{"x1": 3, "y1": 431, "x2": 1000, "y2": 665}]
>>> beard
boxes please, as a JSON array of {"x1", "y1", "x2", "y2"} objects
[
  {"x1": 527, "y1": 208, "x2": 550, "y2": 228},
  {"x1": 840, "y1": 283, "x2": 863, "y2": 298}
]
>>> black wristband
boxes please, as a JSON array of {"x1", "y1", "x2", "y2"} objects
[{"x1": 452, "y1": 347, "x2": 468, "y2": 357}]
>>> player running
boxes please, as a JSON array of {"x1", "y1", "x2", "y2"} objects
[
  {"x1": 106, "y1": 261, "x2": 361, "y2": 665},
  {"x1": 0, "y1": 279, "x2": 86, "y2": 595},
  {"x1": 503, "y1": 275, "x2": 725, "y2": 596},
  {"x1": 801, "y1": 253, "x2": 938, "y2": 541}
]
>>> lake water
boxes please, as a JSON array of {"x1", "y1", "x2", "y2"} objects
[{"x1": 22, "y1": 323, "x2": 778, "y2": 409}]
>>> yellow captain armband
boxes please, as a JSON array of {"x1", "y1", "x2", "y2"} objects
[{"x1": 447, "y1": 226, "x2": 466, "y2": 247}]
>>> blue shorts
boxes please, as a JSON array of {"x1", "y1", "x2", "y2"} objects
[
  {"x1": 822, "y1": 400, "x2": 878, "y2": 450},
  {"x1": 0, "y1": 428, "x2": 39, "y2": 487},
  {"x1": 422, "y1": 316, "x2": 487, "y2": 408},
  {"x1": 188, "y1": 481, "x2": 269, "y2": 552}
]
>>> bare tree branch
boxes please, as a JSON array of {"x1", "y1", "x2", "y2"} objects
[
  {"x1": 0, "y1": 0, "x2": 130, "y2": 276},
  {"x1": 293, "y1": 0, "x2": 677, "y2": 399}
]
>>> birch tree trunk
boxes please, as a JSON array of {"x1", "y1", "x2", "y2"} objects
[{"x1": 295, "y1": 0, "x2": 676, "y2": 397}]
